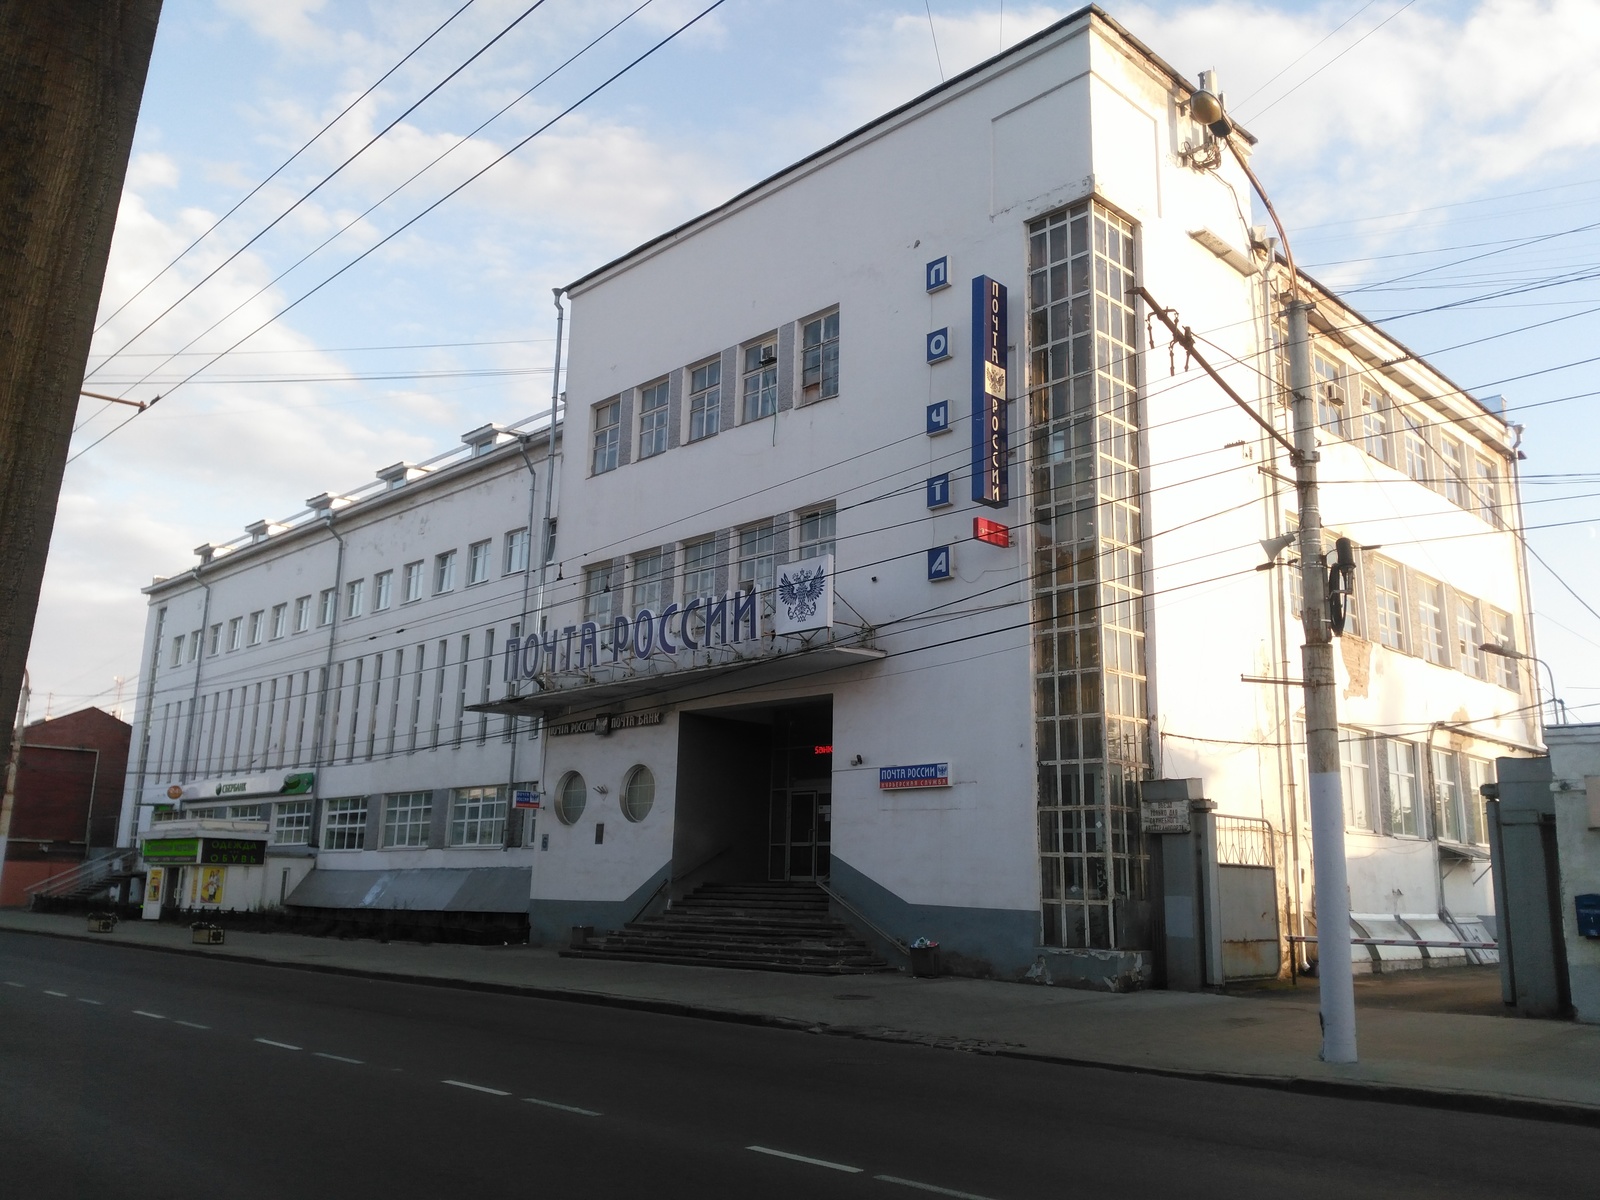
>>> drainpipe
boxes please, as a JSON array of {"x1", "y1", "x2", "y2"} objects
[
  {"x1": 507, "y1": 434, "x2": 541, "y2": 805},
  {"x1": 1507, "y1": 423, "x2": 1541, "y2": 737},
  {"x1": 309, "y1": 517, "x2": 347, "y2": 812},
  {"x1": 181, "y1": 569, "x2": 212, "y2": 779},
  {"x1": 527, "y1": 288, "x2": 565, "y2": 865}
]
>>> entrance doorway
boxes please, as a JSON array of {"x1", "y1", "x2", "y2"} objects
[{"x1": 767, "y1": 702, "x2": 833, "y2": 882}]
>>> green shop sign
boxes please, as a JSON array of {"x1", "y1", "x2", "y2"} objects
[{"x1": 142, "y1": 837, "x2": 200, "y2": 864}]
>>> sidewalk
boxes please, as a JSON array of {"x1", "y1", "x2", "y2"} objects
[{"x1": 4, "y1": 909, "x2": 1597, "y2": 1125}]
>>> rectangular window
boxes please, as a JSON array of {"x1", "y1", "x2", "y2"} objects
[
  {"x1": 1360, "y1": 388, "x2": 1391, "y2": 465},
  {"x1": 632, "y1": 548, "x2": 666, "y2": 613},
  {"x1": 504, "y1": 527, "x2": 529, "y2": 575},
  {"x1": 1464, "y1": 758, "x2": 1492, "y2": 845},
  {"x1": 450, "y1": 786, "x2": 506, "y2": 847},
  {"x1": 227, "y1": 616, "x2": 243, "y2": 651},
  {"x1": 1374, "y1": 559, "x2": 1405, "y2": 651},
  {"x1": 403, "y1": 561, "x2": 424, "y2": 603},
  {"x1": 208, "y1": 623, "x2": 222, "y2": 655},
  {"x1": 382, "y1": 791, "x2": 432, "y2": 849},
  {"x1": 373, "y1": 570, "x2": 393, "y2": 612},
  {"x1": 797, "y1": 504, "x2": 836, "y2": 561},
  {"x1": 638, "y1": 379, "x2": 669, "y2": 459},
  {"x1": 682, "y1": 537, "x2": 716, "y2": 602},
  {"x1": 272, "y1": 800, "x2": 312, "y2": 846},
  {"x1": 1456, "y1": 595, "x2": 1483, "y2": 679},
  {"x1": 1473, "y1": 455, "x2": 1502, "y2": 526},
  {"x1": 189, "y1": 630, "x2": 201, "y2": 662},
  {"x1": 1340, "y1": 731, "x2": 1376, "y2": 831},
  {"x1": 318, "y1": 589, "x2": 336, "y2": 627},
  {"x1": 434, "y1": 550, "x2": 457, "y2": 594},
  {"x1": 1486, "y1": 608, "x2": 1518, "y2": 689},
  {"x1": 246, "y1": 611, "x2": 263, "y2": 646},
  {"x1": 1314, "y1": 355, "x2": 1345, "y2": 438},
  {"x1": 801, "y1": 311, "x2": 840, "y2": 402},
  {"x1": 737, "y1": 520, "x2": 777, "y2": 597},
  {"x1": 1386, "y1": 739, "x2": 1421, "y2": 838},
  {"x1": 170, "y1": 635, "x2": 184, "y2": 668},
  {"x1": 270, "y1": 603, "x2": 288, "y2": 639},
  {"x1": 592, "y1": 398, "x2": 621, "y2": 474},
  {"x1": 293, "y1": 597, "x2": 311, "y2": 633},
  {"x1": 1433, "y1": 750, "x2": 1465, "y2": 844},
  {"x1": 688, "y1": 359, "x2": 720, "y2": 441},
  {"x1": 742, "y1": 339, "x2": 778, "y2": 422},
  {"x1": 1402, "y1": 413, "x2": 1432, "y2": 488},
  {"x1": 322, "y1": 797, "x2": 367, "y2": 851},
  {"x1": 583, "y1": 563, "x2": 614, "y2": 630},
  {"x1": 467, "y1": 539, "x2": 491, "y2": 585},
  {"x1": 1439, "y1": 434, "x2": 1469, "y2": 507},
  {"x1": 345, "y1": 578, "x2": 364, "y2": 619},
  {"x1": 1416, "y1": 577, "x2": 1448, "y2": 665},
  {"x1": 544, "y1": 518, "x2": 557, "y2": 563}
]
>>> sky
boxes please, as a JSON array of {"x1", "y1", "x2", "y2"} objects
[{"x1": 32, "y1": 0, "x2": 1600, "y2": 727}]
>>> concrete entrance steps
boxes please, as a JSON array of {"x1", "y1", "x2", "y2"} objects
[{"x1": 564, "y1": 880, "x2": 894, "y2": 975}]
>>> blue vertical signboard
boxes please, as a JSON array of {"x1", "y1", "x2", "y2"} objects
[{"x1": 970, "y1": 275, "x2": 1008, "y2": 507}]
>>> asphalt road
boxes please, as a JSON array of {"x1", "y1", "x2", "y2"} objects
[{"x1": 3, "y1": 932, "x2": 1596, "y2": 1200}]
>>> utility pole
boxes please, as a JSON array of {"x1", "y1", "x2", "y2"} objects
[{"x1": 1189, "y1": 71, "x2": 1358, "y2": 1063}]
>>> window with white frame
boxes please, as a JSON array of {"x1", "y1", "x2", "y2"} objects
[
  {"x1": 632, "y1": 548, "x2": 666, "y2": 613},
  {"x1": 742, "y1": 339, "x2": 778, "y2": 422},
  {"x1": 688, "y1": 359, "x2": 720, "y2": 441},
  {"x1": 622, "y1": 765, "x2": 655, "y2": 822},
  {"x1": 1386, "y1": 739, "x2": 1421, "y2": 837},
  {"x1": 318, "y1": 589, "x2": 336, "y2": 627},
  {"x1": 797, "y1": 504, "x2": 835, "y2": 561},
  {"x1": 736, "y1": 520, "x2": 777, "y2": 597},
  {"x1": 345, "y1": 578, "x2": 364, "y2": 619},
  {"x1": 434, "y1": 550, "x2": 457, "y2": 594},
  {"x1": 169, "y1": 635, "x2": 184, "y2": 667},
  {"x1": 322, "y1": 797, "x2": 367, "y2": 850},
  {"x1": 543, "y1": 517, "x2": 557, "y2": 563},
  {"x1": 1314, "y1": 355, "x2": 1345, "y2": 438},
  {"x1": 1416, "y1": 576, "x2": 1448, "y2": 665},
  {"x1": 373, "y1": 570, "x2": 393, "y2": 612},
  {"x1": 1456, "y1": 595, "x2": 1483, "y2": 679},
  {"x1": 270, "y1": 603, "x2": 288, "y2": 639},
  {"x1": 382, "y1": 791, "x2": 432, "y2": 848},
  {"x1": 247, "y1": 611, "x2": 263, "y2": 646},
  {"x1": 208, "y1": 623, "x2": 222, "y2": 655},
  {"x1": 1486, "y1": 608, "x2": 1518, "y2": 689},
  {"x1": 583, "y1": 562, "x2": 614, "y2": 631},
  {"x1": 467, "y1": 539, "x2": 491, "y2": 585},
  {"x1": 1339, "y1": 731, "x2": 1376, "y2": 831},
  {"x1": 402, "y1": 560, "x2": 424, "y2": 603},
  {"x1": 682, "y1": 537, "x2": 716, "y2": 601},
  {"x1": 449, "y1": 786, "x2": 506, "y2": 846},
  {"x1": 227, "y1": 616, "x2": 243, "y2": 651},
  {"x1": 1401, "y1": 413, "x2": 1432, "y2": 488},
  {"x1": 638, "y1": 379, "x2": 668, "y2": 459},
  {"x1": 555, "y1": 772, "x2": 586, "y2": 825},
  {"x1": 504, "y1": 527, "x2": 529, "y2": 574},
  {"x1": 1439, "y1": 434, "x2": 1469, "y2": 507},
  {"x1": 272, "y1": 800, "x2": 312, "y2": 845},
  {"x1": 592, "y1": 398, "x2": 621, "y2": 474},
  {"x1": 1433, "y1": 749, "x2": 1465, "y2": 843},
  {"x1": 1360, "y1": 388, "x2": 1392, "y2": 465},
  {"x1": 1373, "y1": 558, "x2": 1405, "y2": 651},
  {"x1": 188, "y1": 630, "x2": 201, "y2": 662},
  {"x1": 801, "y1": 311, "x2": 840, "y2": 402},
  {"x1": 1464, "y1": 757, "x2": 1493, "y2": 845},
  {"x1": 1473, "y1": 455, "x2": 1502, "y2": 527}
]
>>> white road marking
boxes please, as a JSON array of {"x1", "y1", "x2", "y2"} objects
[
  {"x1": 254, "y1": 1038, "x2": 302, "y2": 1050},
  {"x1": 522, "y1": 1097, "x2": 601, "y2": 1117},
  {"x1": 77, "y1": 998, "x2": 103, "y2": 1005},
  {"x1": 133, "y1": 1010, "x2": 166, "y2": 1019},
  {"x1": 747, "y1": 1146, "x2": 863, "y2": 1174},
  {"x1": 3, "y1": 982, "x2": 23, "y2": 988},
  {"x1": 315, "y1": 1052, "x2": 363, "y2": 1064},
  {"x1": 876, "y1": 1174, "x2": 998, "y2": 1200},
  {"x1": 44, "y1": 990, "x2": 68, "y2": 997},
  {"x1": 442, "y1": 1080, "x2": 510, "y2": 1096},
  {"x1": 174, "y1": 1020, "x2": 209, "y2": 1030}
]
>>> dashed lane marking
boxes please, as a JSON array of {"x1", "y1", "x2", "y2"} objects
[
  {"x1": 522, "y1": 1097, "x2": 601, "y2": 1117},
  {"x1": 443, "y1": 1080, "x2": 510, "y2": 1096},
  {"x1": 254, "y1": 1038, "x2": 302, "y2": 1050},
  {"x1": 133, "y1": 1010, "x2": 166, "y2": 1019},
  {"x1": 174, "y1": 1020, "x2": 209, "y2": 1030},
  {"x1": 43, "y1": 990, "x2": 68, "y2": 997},
  {"x1": 876, "y1": 1175, "x2": 998, "y2": 1200},
  {"x1": 315, "y1": 1052, "x2": 363, "y2": 1065},
  {"x1": 747, "y1": 1146, "x2": 863, "y2": 1174},
  {"x1": 77, "y1": 998, "x2": 103, "y2": 1005},
  {"x1": 3, "y1": 982, "x2": 23, "y2": 988}
]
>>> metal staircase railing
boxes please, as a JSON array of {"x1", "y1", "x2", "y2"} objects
[{"x1": 23, "y1": 849, "x2": 141, "y2": 900}]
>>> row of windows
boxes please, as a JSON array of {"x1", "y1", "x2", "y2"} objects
[
  {"x1": 592, "y1": 309, "x2": 840, "y2": 475},
  {"x1": 1333, "y1": 732, "x2": 1494, "y2": 846},
  {"x1": 1306, "y1": 350, "x2": 1506, "y2": 527},
  {"x1": 164, "y1": 523, "x2": 555, "y2": 669}
]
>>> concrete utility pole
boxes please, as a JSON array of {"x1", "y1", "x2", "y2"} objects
[
  {"x1": 1189, "y1": 70, "x2": 1357, "y2": 1063},
  {"x1": 0, "y1": 1, "x2": 164, "y2": 773}
]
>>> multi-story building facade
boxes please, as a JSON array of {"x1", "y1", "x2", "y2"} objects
[{"x1": 119, "y1": 7, "x2": 1535, "y2": 981}]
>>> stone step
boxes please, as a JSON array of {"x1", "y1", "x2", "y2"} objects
[{"x1": 561, "y1": 946, "x2": 889, "y2": 975}]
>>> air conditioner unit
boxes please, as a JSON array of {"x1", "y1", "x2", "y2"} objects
[{"x1": 760, "y1": 347, "x2": 776, "y2": 365}]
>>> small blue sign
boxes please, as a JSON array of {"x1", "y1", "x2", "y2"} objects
[
  {"x1": 925, "y1": 256, "x2": 950, "y2": 292},
  {"x1": 879, "y1": 762, "x2": 952, "y2": 790},
  {"x1": 1578, "y1": 893, "x2": 1600, "y2": 939},
  {"x1": 927, "y1": 545, "x2": 952, "y2": 581},
  {"x1": 925, "y1": 400, "x2": 950, "y2": 435},
  {"x1": 926, "y1": 474, "x2": 951, "y2": 509},
  {"x1": 926, "y1": 328, "x2": 951, "y2": 363}
]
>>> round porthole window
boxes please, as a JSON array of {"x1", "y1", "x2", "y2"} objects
[
  {"x1": 621, "y1": 765, "x2": 655, "y2": 823},
  {"x1": 555, "y1": 771, "x2": 587, "y2": 825}
]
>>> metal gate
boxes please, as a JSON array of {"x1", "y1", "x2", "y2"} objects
[{"x1": 1216, "y1": 816, "x2": 1281, "y2": 980}]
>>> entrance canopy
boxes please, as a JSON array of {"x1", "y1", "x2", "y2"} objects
[{"x1": 471, "y1": 641, "x2": 885, "y2": 720}]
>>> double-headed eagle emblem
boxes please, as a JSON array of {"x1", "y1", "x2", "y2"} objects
[{"x1": 777, "y1": 564, "x2": 828, "y2": 623}]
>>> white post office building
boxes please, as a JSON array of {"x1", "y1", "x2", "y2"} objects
[{"x1": 119, "y1": 7, "x2": 1535, "y2": 984}]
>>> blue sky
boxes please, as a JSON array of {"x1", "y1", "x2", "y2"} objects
[{"x1": 36, "y1": 0, "x2": 1600, "y2": 727}]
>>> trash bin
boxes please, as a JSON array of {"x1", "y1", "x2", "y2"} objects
[
  {"x1": 570, "y1": 924, "x2": 595, "y2": 950},
  {"x1": 86, "y1": 912, "x2": 117, "y2": 934},
  {"x1": 191, "y1": 922, "x2": 225, "y2": 945},
  {"x1": 909, "y1": 938, "x2": 941, "y2": 977}
]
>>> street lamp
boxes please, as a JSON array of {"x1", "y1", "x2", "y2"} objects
[{"x1": 1478, "y1": 642, "x2": 1564, "y2": 726}]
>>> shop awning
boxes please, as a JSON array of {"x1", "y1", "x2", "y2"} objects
[{"x1": 286, "y1": 866, "x2": 531, "y2": 913}]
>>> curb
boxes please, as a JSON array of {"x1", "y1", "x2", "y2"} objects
[{"x1": 6, "y1": 922, "x2": 1598, "y2": 1130}]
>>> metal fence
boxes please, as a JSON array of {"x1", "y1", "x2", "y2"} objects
[{"x1": 1215, "y1": 815, "x2": 1276, "y2": 868}]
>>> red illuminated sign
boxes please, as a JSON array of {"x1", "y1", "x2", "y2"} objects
[
  {"x1": 813, "y1": 745, "x2": 833, "y2": 755},
  {"x1": 972, "y1": 518, "x2": 1010, "y2": 547}
]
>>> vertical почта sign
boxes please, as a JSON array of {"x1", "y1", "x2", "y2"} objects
[{"x1": 970, "y1": 275, "x2": 1008, "y2": 506}]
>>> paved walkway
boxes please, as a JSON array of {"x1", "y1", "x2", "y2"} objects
[{"x1": 4, "y1": 909, "x2": 1597, "y2": 1124}]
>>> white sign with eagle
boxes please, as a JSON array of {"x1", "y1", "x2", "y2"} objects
[{"x1": 772, "y1": 554, "x2": 834, "y2": 636}]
